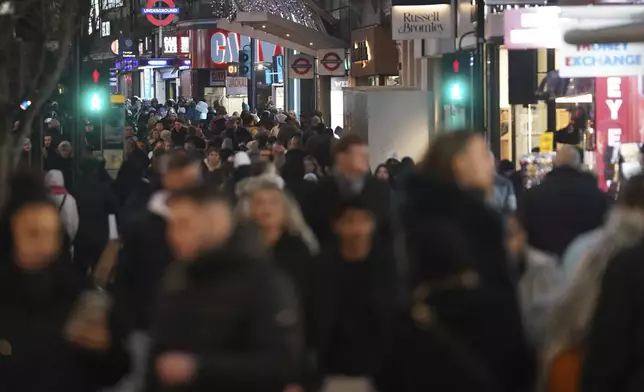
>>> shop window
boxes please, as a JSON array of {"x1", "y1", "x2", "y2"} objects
[
  {"x1": 101, "y1": 0, "x2": 123, "y2": 11},
  {"x1": 88, "y1": 0, "x2": 100, "y2": 35}
]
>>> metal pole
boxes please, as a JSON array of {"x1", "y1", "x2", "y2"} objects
[
  {"x1": 249, "y1": 38, "x2": 257, "y2": 110},
  {"x1": 283, "y1": 51, "x2": 290, "y2": 111},
  {"x1": 100, "y1": 114, "x2": 104, "y2": 153},
  {"x1": 475, "y1": 0, "x2": 486, "y2": 134}
]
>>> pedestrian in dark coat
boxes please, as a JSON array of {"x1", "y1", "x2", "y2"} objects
[
  {"x1": 385, "y1": 132, "x2": 534, "y2": 392},
  {"x1": 73, "y1": 158, "x2": 119, "y2": 274},
  {"x1": 0, "y1": 172, "x2": 129, "y2": 392},
  {"x1": 112, "y1": 152, "x2": 202, "y2": 333},
  {"x1": 147, "y1": 187, "x2": 302, "y2": 392},
  {"x1": 311, "y1": 198, "x2": 400, "y2": 392},
  {"x1": 307, "y1": 135, "x2": 393, "y2": 246},
  {"x1": 520, "y1": 145, "x2": 610, "y2": 257}
]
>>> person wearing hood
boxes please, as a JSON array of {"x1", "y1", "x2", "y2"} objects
[
  {"x1": 387, "y1": 131, "x2": 534, "y2": 392},
  {"x1": 113, "y1": 152, "x2": 202, "y2": 334},
  {"x1": 543, "y1": 174, "x2": 644, "y2": 392},
  {"x1": 0, "y1": 172, "x2": 129, "y2": 392},
  {"x1": 73, "y1": 158, "x2": 119, "y2": 275},
  {"x1": 202, "y1": 145, "x2": 224, "y2": 186},
  {"x1": 45, "y1": 170, "x2": 79, "y2": 248},
  {"x1": 146, "y1": 186, "x2": 302, "y2": 392}
]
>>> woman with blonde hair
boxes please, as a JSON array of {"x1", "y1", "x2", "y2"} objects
[
  {"x1": 236, "y1": 175, "x2": 318, "y2": 258},
  {"x1": 236, "y1": 176, "x2": 317, "y2": 391}
]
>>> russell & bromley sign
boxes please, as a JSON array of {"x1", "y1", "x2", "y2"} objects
[{"x1": 391, "y1": 4, "x2": 453, "y2": 40}]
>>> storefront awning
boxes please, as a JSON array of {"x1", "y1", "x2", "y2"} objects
[
  {"x1": 565, "y1": 22, "x2": 644, "y2": 45},
  {"x1": 178, "y1": 13, "x2": 347, "y2": 57},
  {"x1": 220, "y1": 12, "x2": 347, "y2": 56}
]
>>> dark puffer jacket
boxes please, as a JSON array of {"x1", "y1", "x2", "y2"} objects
[
  {"x1": 146, "y1": 227, "x2": 303, "y2": 392},
  {"x1": 0, "y1": 262, "x2": 129, "y2": 392}
]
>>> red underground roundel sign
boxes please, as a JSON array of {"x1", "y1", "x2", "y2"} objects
[
  {"x1": 320, "y1": 52, "x2": 342, "y2": 72},
  {"x1": 291, "y1": 57, "x2": 312, "y2": 75},
  {"x1": 142, "y1": 0, "x2": 180, "y2": 27}
]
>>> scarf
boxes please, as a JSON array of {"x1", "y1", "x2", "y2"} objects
[{"x1": 48, "y1": 186, "x2": 67, "y2": 195}]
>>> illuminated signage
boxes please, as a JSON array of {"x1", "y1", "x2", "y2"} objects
[
  {"x1": 352, "y1": 41, "x2": 370, "y2": 66},
  {"x1": 565, "y1": 44, "x2": 642, "y2": 68},
  {"x1": 163, "y1": 36, "x2": 190, "y2": 54},
  {"x1": 595, "y1": 76, "x2": 635, "y2": 190},
  {"x1": 210, "y1": 30, "x2": 280, "y2": 65},
  {"x1": 142, "y1": 0, "x2": 180, "y2": 27}
]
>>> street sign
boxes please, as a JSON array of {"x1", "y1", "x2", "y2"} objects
[
  {"x1": 142, "y1": 0, "x2": 180, "y2": 27},
  {"x1": 317, "y1": 49, "x2": 345, "y2": 76},
  {"x1": 110, "y1": 94, "x2": 126, "y2": 104},
  {"x1": 289, "y1": 54, "x2": 314, "y2": 79}
]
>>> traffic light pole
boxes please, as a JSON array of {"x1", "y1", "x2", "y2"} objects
[
  {"x1": 249, "y1": 38, "x2": 257, "y2": 111},
  {"x1": 474, "y1": 0, "x2": 486, "y2": 135}
]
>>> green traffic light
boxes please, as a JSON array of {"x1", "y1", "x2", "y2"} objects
[
  {"x1": 90, "y1": 93, "x2": 102, "y2": 111},
  {"x1": 450, "y1": 83, "x2": 463, "y2": 101}
]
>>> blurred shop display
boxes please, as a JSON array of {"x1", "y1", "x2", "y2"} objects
[{"x1": 520, "y1": 152, "x2": 556, "y2": 189}]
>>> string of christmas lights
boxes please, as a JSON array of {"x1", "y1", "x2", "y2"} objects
[{"x1": 209, "y1": 0, "x2": 325, "y2": 31}]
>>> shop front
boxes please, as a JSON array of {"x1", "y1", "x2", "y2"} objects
[
  {"x1": 134, "y1": 58, "x2": 191, "y2": 102},
  {"x1": 350, "y1": 25, "x2": 399, "y2": 86},
  {"x1": 188, "y1": 28, "x2": 284, "y2": 111},
  {"x1": 501, "y1": 5, "x2": 644, "y2": 189}
]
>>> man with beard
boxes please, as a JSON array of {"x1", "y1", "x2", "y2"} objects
[{"x1": 147, "y1": 186, "x2": 302, "y2": 392}]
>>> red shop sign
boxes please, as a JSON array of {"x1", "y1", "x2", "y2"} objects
[
  {"x1": 594, "y1": 76, "x2": 637, "y2": 190},
  {"x1": 190, "y1": 29, "x2": 283, "y2": 70}
]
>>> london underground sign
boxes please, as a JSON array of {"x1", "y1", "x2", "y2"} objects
[
  {"x1": 142, "y1": 0, "x2": 180, "y2": 27},
  {"x1": 317, "y1": 49, "x2": 345, "y2": 76},
  {"x1": 289, "y1": 55, "x2": 314, "y2": 79}
]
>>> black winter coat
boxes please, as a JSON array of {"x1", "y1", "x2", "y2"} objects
[
  {"x1": 312, "y1": 243, "x2": 400, "y2": 381},
  {"x1": 146, "y1": 229, "x2": 302, "y2": 392},
  {"x1": 307, "y1": 175, "x2": 393, "y2": 245},
  {"x1": 113, "y1": 204, "x2": 172, "y2": 332},
  {"x1": 0, "y1": 262, "x2": 129, "y2": 392},
  {"x1": 520, "y1": 166, "x2": 610, "y2": 257},
  {"x1": 73, "y1": 176, "x2": 119, "y2": 273},
  {"x1": 392, "y1": 174, "x2": 534, "y2": 392},
  {"x1": 582, "y1": 240, "x2": 644, "y2": 392}
]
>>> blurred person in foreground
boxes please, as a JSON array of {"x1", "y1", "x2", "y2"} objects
[
  {"x1": 308, "y1": 134, "x2": 393, "y2": 245},
  {"x1": 147, "y1": 186, "x2": 302, "y2": 392},
  {"x1": 543, "y1": 174, "x2": 644, "y2": 392},
  {"x1": 314, "y1": 198, "x2": 400, "y2": 392},
  {"x1": 385, "y1": 131, "x2": 534, "y2": 392},
  {"x1": 236, "y1": 177, "x2": 318, "y2": 390},
  {"x1": 520, "y1": 145, "x2": 610, "y2": 259},
  {"x1": 114, "y1": 152, "x2": 202, "y2": 334},
  {"x1": 0, "y1": 172, "x2": 129, "y2": 392}
]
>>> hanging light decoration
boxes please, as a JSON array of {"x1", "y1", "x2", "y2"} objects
[{"x1": 209, "y1": 0, "x2": 325, "y2": 32}]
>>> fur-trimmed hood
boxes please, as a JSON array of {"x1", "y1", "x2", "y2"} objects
[{"x1": 542, "y1": 207, "x2": 644, "y2": 382}]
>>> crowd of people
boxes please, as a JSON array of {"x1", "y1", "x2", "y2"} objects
[{"x1": 4, "y1": 101, "x2": 644, "y2": 392}]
